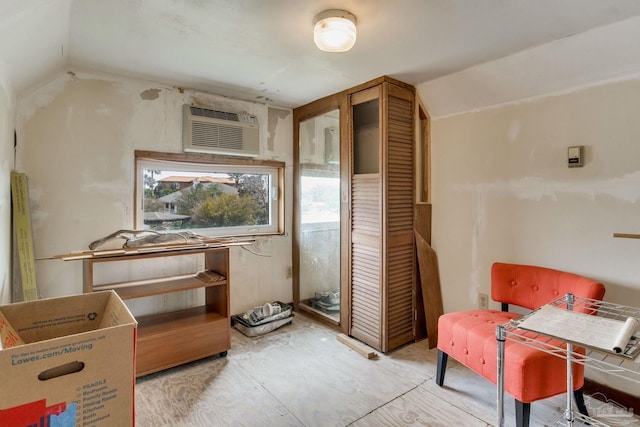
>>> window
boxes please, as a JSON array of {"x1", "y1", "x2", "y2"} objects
[
  {"x1": 135, "y1": 151, "x2": 284, "y2": 237},
  {"x1": 300, "y1": 174, "x2": 339, "y2": 224}
]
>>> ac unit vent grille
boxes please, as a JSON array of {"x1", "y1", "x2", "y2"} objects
[
  {"x1": 189, "y1": 106, "x2": 240, "y2": 122},
  {"x1": 182, "y1": 104, "x2": 259, "y2": 157},
  {"x1": 192, "y1": 122, "x2": 243, "y2": 150}
]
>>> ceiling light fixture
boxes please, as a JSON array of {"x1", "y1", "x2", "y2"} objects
[{"x1": 313, "y1": 9, "x2": 357, "y2": 53}]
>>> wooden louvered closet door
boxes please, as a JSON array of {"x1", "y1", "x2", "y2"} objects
[
  {"x1": 385, "y1": 84, "x2": 415, "y2": 351},
  {"x1": 349, "y1": 82, "x2": 415, "y2": 352},
  {"x1": 350, "y1": 173, "x2": 381, "y2": 347}
]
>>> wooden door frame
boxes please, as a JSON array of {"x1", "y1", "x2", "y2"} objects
[{"x1": 292, "y1": 93, "x2": 349, "y2": 331}]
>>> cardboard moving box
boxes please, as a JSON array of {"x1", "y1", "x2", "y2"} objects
[{"x1": 0, "y1": 291, "x2": 137, "y2": 427}]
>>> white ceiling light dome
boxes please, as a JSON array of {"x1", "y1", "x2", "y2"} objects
[{"x1": 313, "y1": 9, "x2": 357, "y2": 53}]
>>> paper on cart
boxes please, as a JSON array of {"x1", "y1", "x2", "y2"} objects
[{"x1": 517, "y1": 305, "x2": 640, "y2": 358}]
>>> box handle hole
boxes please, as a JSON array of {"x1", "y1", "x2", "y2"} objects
[{"x1": 38, "y1": 361, "x2": 85, "y2": 381}]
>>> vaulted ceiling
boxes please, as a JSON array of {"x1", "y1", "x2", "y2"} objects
[{"x1": 2, "y1": 0, "x2": 640, "y2": 108}]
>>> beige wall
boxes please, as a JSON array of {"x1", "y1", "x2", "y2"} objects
[
  {"x1": 8, "y1": 45, "x2": 640, "y2": 322},
  {"x1": 0, "y1": 64, "x2": 14, "y2": 305},
  {"x1": 429, "y1": 78, "x2": 640, "y2": 313},
  {"x1": 15, "y1": 69, "x2": 293, "y2": 315}
]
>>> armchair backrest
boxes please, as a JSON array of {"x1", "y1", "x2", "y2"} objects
[{"x1": 491, "y1": 262, "x2": 605, "y2": 311}]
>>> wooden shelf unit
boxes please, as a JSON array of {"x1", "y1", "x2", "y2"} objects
[{"x1": 83, "y1": 246, "x2": 231, "y2": 377}]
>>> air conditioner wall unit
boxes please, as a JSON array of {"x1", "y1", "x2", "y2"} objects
[{"x1": 182, "y1": 104, "x2": 260, "y2": 157}]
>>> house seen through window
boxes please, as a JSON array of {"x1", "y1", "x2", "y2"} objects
[{"x1": 135, "y1": 152, "x2": 284, "y2": 237}]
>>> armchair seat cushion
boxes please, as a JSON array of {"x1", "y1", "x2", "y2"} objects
[{"x1": 438, "y1": 309, "x2": 584, "y2": 403}]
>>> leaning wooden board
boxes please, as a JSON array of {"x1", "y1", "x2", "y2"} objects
[
  {"x1": 10, "y1": 172, "x2": 38, "y2": 301},
  {"x1": 415, "y1": 230, "x2": 444, "y2": 349}
]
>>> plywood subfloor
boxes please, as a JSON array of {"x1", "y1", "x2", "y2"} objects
[{"x1": 135, "y1": 312, "x2": 637, "y2": 426}]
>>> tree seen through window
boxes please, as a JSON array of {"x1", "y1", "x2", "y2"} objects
[{"x1": 143, "y1": 171, "x2": 268, "y2": 231}]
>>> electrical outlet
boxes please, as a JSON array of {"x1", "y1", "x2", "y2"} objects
[{"x1": 479, "y1": 293, "x2": 489, "y2": 310}]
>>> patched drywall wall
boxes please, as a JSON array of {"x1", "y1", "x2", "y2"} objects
[
  {"x1": 430, "y1": 78, "x2": 640, "y2": 313},
  {"x1": 15, "y1": 69, "x2": 293, "y2": 315},
  {"x1": 0, "y1": 64, "x2": 14, "y2": 305},
  {"x1": 420, "y1": 15, "x2": 640, "y2": 119}
]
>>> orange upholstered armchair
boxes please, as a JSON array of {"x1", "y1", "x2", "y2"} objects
[{"x1": 436, "y1": 263, "x2": 605, "y2": 427}]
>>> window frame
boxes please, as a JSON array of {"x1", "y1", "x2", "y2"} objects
[{"x1": 134, "y1": 150, "x2": 285, "y2": 237}]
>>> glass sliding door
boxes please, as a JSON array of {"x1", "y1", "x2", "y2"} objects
[{"x1": 296, "y1": 109, "x2": 341, "y2": 322}]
